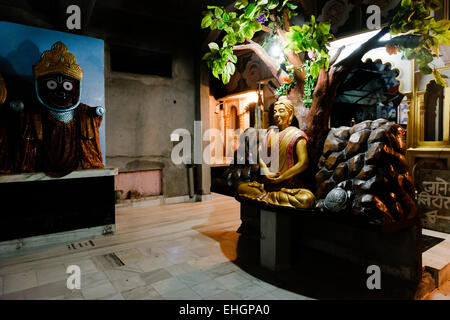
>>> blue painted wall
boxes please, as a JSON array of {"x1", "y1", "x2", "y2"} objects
[{"x1": 0, "y1": 21, "x2": 106, "y2": 163}]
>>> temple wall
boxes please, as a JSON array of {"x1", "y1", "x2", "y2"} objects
[{"x1": 95, "y1": 22, "x2": 198, "y2": 199}]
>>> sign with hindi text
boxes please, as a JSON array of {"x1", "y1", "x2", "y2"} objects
[{"x1": 417, "y1": 169, "x2": 450, "y2": 233}]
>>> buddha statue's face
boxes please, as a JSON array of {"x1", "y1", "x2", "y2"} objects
[
  {"x1": 37, "y1": 73, "x2": 80, "y2": 110},
  {"x1": 273, "y1": 103, "x2": 293, "y2": 130}
]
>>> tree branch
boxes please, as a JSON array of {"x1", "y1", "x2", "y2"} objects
[
  {"x1": 282, "y1": 8, "x2": 291, "y2": 32},
  {"x1": 261, "y1": 25, "x2": 275, "y2": 34},
  {"x1": 269, "y1": 13, "x2": 305, "y2": 81},
  {"x1": 233, "y1": 42, "x2": 287, "y2": 83}
]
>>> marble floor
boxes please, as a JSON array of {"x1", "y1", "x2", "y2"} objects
[
  {"x1": 0, "y1": 193, "x2": 448, "y2": 300},
  {"x1": 0, "y1": 193, "x2": 311, "y2": 300}
]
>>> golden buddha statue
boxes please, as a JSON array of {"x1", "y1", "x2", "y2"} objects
[{"x1": 237, "y1": 96, "x2": 315, "y2": 209}]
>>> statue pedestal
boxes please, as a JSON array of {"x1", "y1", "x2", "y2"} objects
[
  {"x1": 0, "y1": 168, "x2": 118, "y2": 258},
  {"x1": 237, "y1": 198, "x2": 422, "y2": 283}
]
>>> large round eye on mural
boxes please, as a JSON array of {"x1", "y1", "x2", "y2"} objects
[
  {"x1": 46, "y1": 79, "x2": 57, "y2": 90},
  {"x1": 63, "y1": 81, "x2": 73, "y2": 91}
]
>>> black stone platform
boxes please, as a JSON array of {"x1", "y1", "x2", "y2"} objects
[
  {"x1": 0, "y1": 169, "x2": 117, "y2": 244},
  {"x1": 236, "y1": 196, "x2": 422, "y2": 284}
]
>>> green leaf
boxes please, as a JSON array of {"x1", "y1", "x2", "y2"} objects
[
  {"x1": 430, "y1": 19, "x2": 450, "y2": 34},
  {"x1": 212, "y1": 67, "x2": 219, "y2": 79},
  {"x1": 222, "y1": 71, "x2": 231, "y2": 84},
  {"x1": 286, "y1": 3, "x2": 297, "y2": 10},
  {"x1": 435, "y1": 31, "x2": 450, "y2": 45},
  {"x1": 318, "y1": 22, "x2": 331, "y2": 35},
  {"x1": 208, "y1": 42, "x2": 220, "y2": 51},
  {"x1": 310, "y1": 63, "x2": 321, "y2": 78},
  {"x1": 267, "y1": 0, "x2": 279, "y2": 10},
  {"x1": 433, "y1": 68, "x2": 447, "y2": 87},
  {"x1": 258, "y1": 0, "x2": 269, "y2": 5},
  {"x1": 418, "y1": 63, "x2": 432, "y2": 74},
  {"x1": 242, "y1": 23, "x2": 255, "y2": 38},
  {"x1": 245, "y1": 3, "x2": 256, "y2": 17},
  {"x1": 225, "y1": 62, "x2": 236, "y2": 75},
  {"x1": 252, "y1": 21, "x2": 262, "y2": 32},
  {"x1": 401, "y1": 0, "x2": 411, "y2": 8},
  {"x1": 201, "y1": 15, "x2": 213, "y2": 29},
  {"x1": 214, "y1": 7, "x2": 223, "y2": 18},
  {"x1": 235, "y1": 0, "x2": 249, "y2": 10},
  {"x1": 202, "y1": 52, "x2": 211, "y2": 61}
]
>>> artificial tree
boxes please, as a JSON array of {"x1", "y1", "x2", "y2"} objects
[{"x1": 201, "y1": 0, "x2": 450, "y2": 171}]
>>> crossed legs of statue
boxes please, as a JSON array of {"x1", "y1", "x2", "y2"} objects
[{"x1": 237, "y1": 181, "x2": 315, "y2": 209}]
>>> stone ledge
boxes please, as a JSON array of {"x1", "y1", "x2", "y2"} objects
[{"x1": 0, "y1": 168, "x2": 118, "y2": 183}]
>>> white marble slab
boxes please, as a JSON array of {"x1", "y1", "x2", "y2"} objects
[
  {"x1": 0, "y1": 168, "x2": 118, "y2": 184},
  {"x1": 0, "y1": 224, "x2": 116, "y2": 259}
]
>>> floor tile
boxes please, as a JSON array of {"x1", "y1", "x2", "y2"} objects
[
  {"x1": 137, "y1": 256, "x2": 172, "y2": 273},
  {"x1": 114, "y1": 248, "x2": 146, "y2": 265},
  {"x1": 0, "y1": 290, "x2": 26, "y2": 300},
  {"x1": 111, "y1": 275, "x2": 146, "y2": 292},
  {"x1": 215, "y1": 272, "x2": 250, "y2": 289},
  {"x1": 247, "y1": 292, "x2": 279, "y2": 300},
  {"x1": 50, "y1": 289, "x2": 84, "y2": 300},
  {"x1": 177, "y1": 269, "x2": 213, "y2": 287},
  {"x1": 137, "y1": 246, "x2": 168, "y2": 259},
  {"x1": 191, "y1": 279, "x2": 227, "y2": 299},
  {"x1": 249, "y1": 279, "x2": 279, "y2": 292},
  {"x1": 140, "y1": 268, "x2": 173, "y2": 285},
  {"x1": 80, "y1": 271, "x2": 109, "y2": 289},
  {"x1": 22, "y1": 279, "x2": 70, "y2": 300},
  {"x1": 209, "y1": 290, "x2": 242, "y2": 300},
  {"x1": 99, "y1": 292, "x2": 125, "y2": 300},
  {"x1": 190, "y1": 244, "x2": 221, "y2": 257},
  {"x1": 81, "y1": 280, "x2": 117, "y2": 300},
  {"x1": 36, "y1": 263, "x2": 67, "y2": 286},
  {"x1": 152, "y1": 277, "x2": 188, "y2": 296},
  {"x1": 229, "y1": 281, "x2": 268, "y2": 299},
  {"x1": 202, "y1": 262, "x2": 240, "y2": 279},
  {"x1": 3, "y1": 270, "x2": 38, "y2": 295},
  {"x1": 105, "y1": 267, "x2": 142, "y2": 282},
  {"x1": 121, "y1": 285, "x2": 164, "y2": 300},
  {"x1": 160, "y1": 287, "x2": 202, "y2": 300},
  {"x1": 271, "y1": 288, "x2": 311, "y2": 300},
  {"x1": 166, "y1": 263, "x2": 196, "y2": 276},
  {"x1": 165, "y1": 248, "x2": 202, "y2": 264},
  {"x1": 188, "y1": 256, "x2": 221, "y2": 270}
]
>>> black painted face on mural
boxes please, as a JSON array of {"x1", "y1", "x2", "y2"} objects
[{"x1": 37, "y1": 73, "x2": 80, "y2": 110}]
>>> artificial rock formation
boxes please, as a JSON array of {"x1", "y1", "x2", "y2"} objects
[{"x1": 315, "y1": 119, "x2": 417, "y2": 225}]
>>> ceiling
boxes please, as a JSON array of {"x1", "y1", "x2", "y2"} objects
[{"x1": 0, "y1": 0, "x2": 233, "y2": 38}]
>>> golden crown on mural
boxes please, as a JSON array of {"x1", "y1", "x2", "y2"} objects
[{"x1": 33, "y1": 41, "x2": 83, "y2": 81}]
